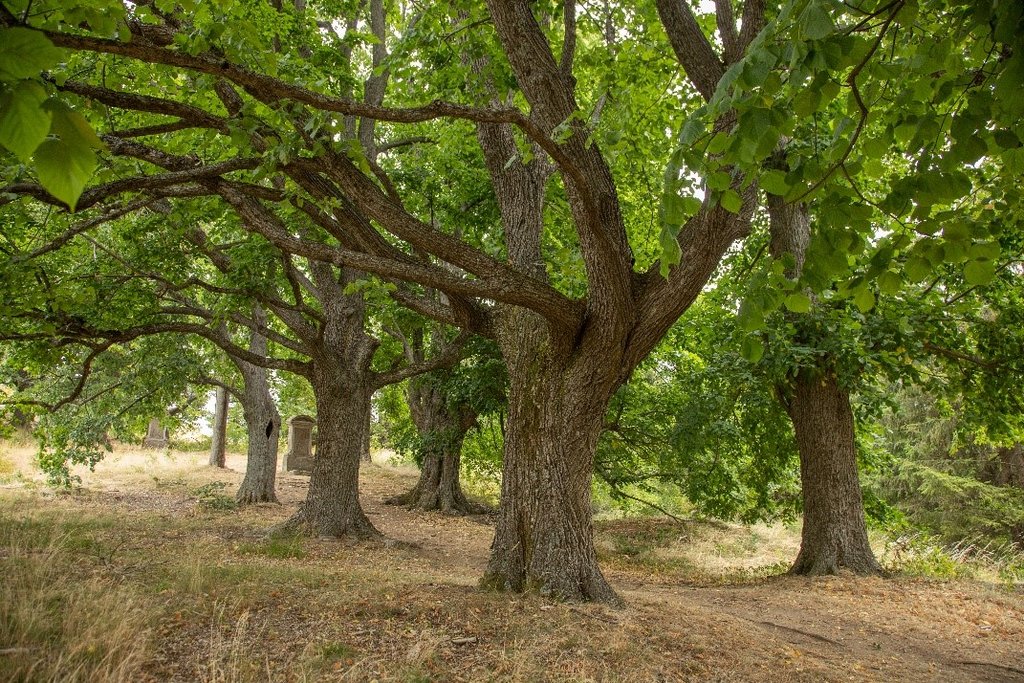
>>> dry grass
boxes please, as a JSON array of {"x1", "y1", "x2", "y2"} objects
[
  {"x1": 0, "y1": 510, "x2": 152, "y2": 682},
  {"x1": 1, "y1": 441, "x2": 1023, "y2": 682}
]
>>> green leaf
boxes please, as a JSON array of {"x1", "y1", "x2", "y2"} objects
[
  {"x1": 853, "y1": 287, "x2": 875, "y2": 313},
  {"x1": 905, "y1": 256, "x2": 931, "y2": 282},
  {"x1": 802, "y1": 3, "x2": 835, "y2": 40},
  {"x1": 993, "y1": 129, "x2": 1021, "y2": 149},
  {"x1": 48, "y1": 104, "x2": 105, "y2": 150},
  {"x1": 793, "y1": 90, "x2": 821, "y2": 118},
  {"x1": 877, "y1": 270, "x2": 902, "y2": 295},
  {"x1": 784, "y1": 291, "x2": 812, "y2": 313},
  {"x1": 707, "y1": 171, "x2": 731, "y2": 191},
  {"x1": 0, "y1": 28, "x2": 65, "y2": 80},
  {"x1": 661, "y1": 193, "x2": 701, "y2": 228},
  {"x1": 34, "y1": 137, "x2": 97, "y2": 210},
  {"x1": 760, "y1": 170, "x2": 790, "y2": 196},
  {"x1": 0, "y1": 81, "x2": 50, "y2": 161},
  {"x1": 963, "y1": 259, "x2": 995, "y2": 286},
  {"x1": 658, "y1": 228, "x2": 682, "y2": 277},
  {"x1": 740, "y1": 336, "x2": 764, "y2": 363},
  {"x1": 738, "y1": 298, "x2": 765, "y2": 332},
  {"x1": 720, "y1": 189, "x2": 742, "y2": 214}
]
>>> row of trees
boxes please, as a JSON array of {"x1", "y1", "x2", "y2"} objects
[{"x1": 0, "y1": 0, "x2": 1022, "y2": 602}]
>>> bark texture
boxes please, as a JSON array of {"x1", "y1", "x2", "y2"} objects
[
  {"x1": 768, "y1": 194, "x2": 880, "y2": 576},
  {"x1": 232, "y1": 312, "x2": 282, "y2": 504},
  {"x1": 386, "y1": 377, "x2": 480, "y2": 514},
  {"x1": 785, "y1": 373, "x2": 882, "y2": 575},
  {"x1": 208, "y1": 386, "x2": 228, "y2": 468},
  {"x1": 234, "y1": 367, "x2": 281, "y2": 504},
  {"x1": 481, "y1": 308, "x2": 621, "y2": 603},
  {"x1": 279, "y1": 264, "x2": 380, "y2": 538}
]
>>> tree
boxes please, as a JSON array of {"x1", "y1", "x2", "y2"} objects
[
  {"x1": 384, "y1": 331, "x2": 504, "y2": 514},
  {"x1": 208, "y1": 385, "x2": 229, "y2": 468},
  {"x1": 0, "y1": 0, "x2": 769, "y2": 602}
]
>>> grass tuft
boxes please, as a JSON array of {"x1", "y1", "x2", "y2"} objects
[{"x1": 235, "y1": 534, "x2": 306, "y2": 560}]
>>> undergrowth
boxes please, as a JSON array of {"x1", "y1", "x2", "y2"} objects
[{"x1": 882, "y1": 532, "x2": 1024, "y2": 585}]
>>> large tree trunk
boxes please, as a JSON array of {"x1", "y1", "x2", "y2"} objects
[
  {"x1": 482, "y1": 310, "x2": 620, "y2": 603},
  {"x1": 208, "y1": 386, "x2": 228, "y2": 468},
  {"x1": 280, "y1": 264, "x2": 379, "y2": 538},
  {"x1": 785, "y1": 372, "x2": 882, "y2": 575},
  {"x1": 284, "y1": 366, "x2": 377, "y2": 537},
  {"x1": 386, "y1": 378, "x2": 480, "y2": 514},
  {"x1": 768, "y1": 196, "x2": 880, "y2": 576}
]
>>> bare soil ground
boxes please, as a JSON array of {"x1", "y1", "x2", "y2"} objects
[{"x1": 1, "y1": 443, "x2": 1023, "y2": 682}]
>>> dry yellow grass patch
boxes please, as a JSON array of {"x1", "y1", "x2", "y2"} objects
[{"x1": 0, "y1": 509, "x2": 152, "y2": 682}]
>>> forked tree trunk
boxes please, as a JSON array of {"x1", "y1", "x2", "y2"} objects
[
  {"x1": 482, "y1": 310, "x2": 620, "y2": 603},
  {"x1": 235, "y1": 361, "x2": 281, "y2": 505},
  {"x1": 208, "y1": 386, "x2": 228, "y2": 468},
  {"x1": 386, "y1": 379, "x2": 480, "y2": 514},
  {"x1": 785, "y1": 372, "x2": 882, "y2": 575},
  {"x1": 275, "y1": 262, "x2": 380, "y2": 538}
]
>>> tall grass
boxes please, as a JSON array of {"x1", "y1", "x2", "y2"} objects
[{"x1": 0, "y1": 516, "x2": 152, "y2": 682}]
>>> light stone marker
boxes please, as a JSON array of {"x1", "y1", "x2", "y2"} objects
[
  {"x1": 142, "y1": 418, "x2": 169, "y2": 448},
  {"x1": 282, "y1": 415, "x2": 315, "y2": 474}
]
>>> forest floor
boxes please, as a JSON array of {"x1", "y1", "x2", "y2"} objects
[{"x1": 1, "y1": 443, "x2": 1023, "y2": 682}]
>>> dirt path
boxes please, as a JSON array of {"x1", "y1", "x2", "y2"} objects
[{"x1": 300, "y1": 461, "x2": 1024, "y2": 682}]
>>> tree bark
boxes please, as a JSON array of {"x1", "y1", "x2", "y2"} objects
[
  {"x1": 785, "y1": 372, "x2": 882, "y2": 575},
  {"x1": 208, "y1": 386, "x2": 228, "y2": 468},
  {"x1": 481, "y1": 309, "x2": 620, "y2": 603},
  {"x1": 234, "y1": 363, "x2": 281, "y2": 505},
  {"x1": 768, "y1": 195, "x2": 880, "y2": 576},
  {"x1": 385, "y1": 377, "x2": 480, "y2": 514},
  {"x1": 283, "y1": 362, "x2": 377, "y2": 537},
  {"x1": 279, "y1": 264, "x2": 380, "y2": 538},
  {"x1": 361, "y1": 409, "x2": 372, "y2": 463},
  {"x1": 231, "y1": 310, "x2": 282, "y2": 504}
]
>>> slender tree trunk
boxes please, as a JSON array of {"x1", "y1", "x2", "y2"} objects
[
  {"x1": 232, "y1": 310, "x2": 282, "y2": 504},
  {"x1": 361, "y1": 408, "x2": 372, "y2": 463},
  {"x1": 208, "y1": 386, "x2": 228, "y2": 468},
  {"x1": 235, "y1": 363, "x2": 281, "y2": 505},
  {"x1": 482, "y1": 310, "x2": 620, "y2": 603},
  {"x1": 786, "y1": 372, "x2": 882, "y2": 575},
  {"x1": 386, "y1": 379, "x2": 480, "y2": 514}
]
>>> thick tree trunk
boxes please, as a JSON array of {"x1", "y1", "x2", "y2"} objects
[
  {"x1": 482, "y1": 311, "x2": 620, "y2": 603},
  {"x1": 768, "y1": 195, "x2": 880, "y2": 576},
  {"x1": 785, "y1": 372, "x2": 882, "y2": 575},
  {"x1": 279, "y1": 265, "x2": 380, "y2": 538},
  {"x1": 283, "y1": 367, "x2": 378, "y2": 537},
  {"x1": 208, "y1": 386, "x2": 228, "y2": 468},
  {"x1": 386, "y1": 379, "x2": 480, "y2": 514},
  {"x1": 235, "y1": 363, "x2": 281, "y2": 505}
]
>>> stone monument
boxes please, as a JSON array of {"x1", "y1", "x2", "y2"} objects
[
  {"x1": 282, "y1": 415, "x2": 315, "y2": 474},
  {"x1": 142, "y1": 418, "x2": 169, "y2": 448}
]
